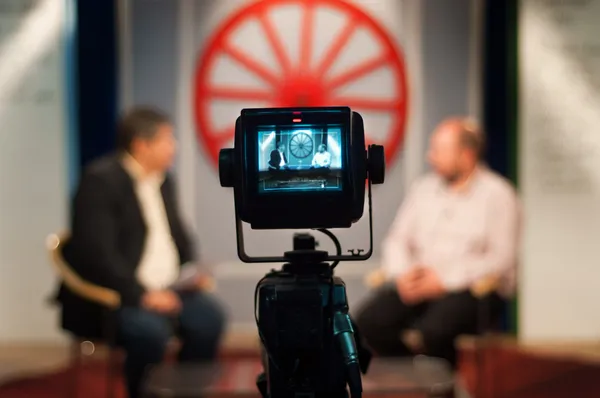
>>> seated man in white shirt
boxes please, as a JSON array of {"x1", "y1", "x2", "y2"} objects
[
  {"x1": 311, "y1": 144, "x2": 331, "y2": 168},
  {"x1": 354, "y1": 117, "x2": 520, "y2": 366}
]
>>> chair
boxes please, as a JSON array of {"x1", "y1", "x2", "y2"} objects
[
  {"x1": 46, "y1": 232, "x2": 121, "y2": 398},
  {"x1": 47, "y1": 232, "x2": 218, "y2": 398},
  {"x1": 363, "y1": 268, "x2": 503, "y2": 352}
]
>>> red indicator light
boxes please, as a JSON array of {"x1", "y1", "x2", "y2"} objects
[
  {"x1": 293, "y1": 118, "x2": 302, "y2": 123},
  {"x1": 292, "y1": 111, "x2": 301, "y2": 115}
]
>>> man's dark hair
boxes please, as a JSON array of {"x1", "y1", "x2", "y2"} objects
[{"x1": 116, "y1": 106, "x2": 170, "y2": 152}]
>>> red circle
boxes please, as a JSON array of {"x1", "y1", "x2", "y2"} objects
[{"x1": 194, "y1": 0, "x2": 409, "y2": 169}]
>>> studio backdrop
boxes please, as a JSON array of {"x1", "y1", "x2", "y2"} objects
[{"x1": 121, "y1": 0, "x2": 480, "y2": 329}]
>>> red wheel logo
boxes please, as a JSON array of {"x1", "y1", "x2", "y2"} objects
[{"x1": 194, "y1": 0, "x2": 409, "y2": 169}]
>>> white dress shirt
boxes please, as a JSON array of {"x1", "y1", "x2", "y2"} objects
[
  {"x1": 312, "y1": 151, "x2": 331, "y2": 167},
  {"x1": 381, "y1": 167, "x2": 520, "y2": 297},
  {"x1": 122, "y1": 155, "x2": 179, "y2": 291},
  {"x1": 279, "y1": 150, "x2": 286, "y2": 167}
]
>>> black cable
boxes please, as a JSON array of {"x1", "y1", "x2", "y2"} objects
[
  {"x1": 314, "y1": 228, "x2": 341, "y2": 269},
  {"x1": 333, "y1": 311, "x2": 363, "y2": 398},
  {"x1": 315, "y1": 228, "x2": 341, "y2": 394},
  {"x1": 315, "y1": 229, "x2": 362, "y2": 398},
  {"x1": 254, "y1": 269, "x2": 283, "y2": 373},
  {"x1": 313, "y1": 228, "x2": 341, "y2": 349}
]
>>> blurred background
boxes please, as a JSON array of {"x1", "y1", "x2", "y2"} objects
[{"x1": 0, "y1": 0, "x2": 598, "y2": 397}]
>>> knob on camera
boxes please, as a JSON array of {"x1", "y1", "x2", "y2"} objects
[
  {"x1": 367, "y1": 144, "x2": 385, "y2": 185},
  {"x1": 219, "y1": 148, "x2": 235, "y2": 188}
]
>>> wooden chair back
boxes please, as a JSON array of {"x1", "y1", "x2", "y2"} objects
[{"x1": 46, "y1": 232, "x2": 120, "y2": 309}]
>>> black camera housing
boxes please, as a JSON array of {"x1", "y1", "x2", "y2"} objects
[
  {"x1": 257, "y1": 268, "x2": 349, "y2": 396},
  {"x1": 219, "y1": 107, "x2": 380, "y2": 230}
]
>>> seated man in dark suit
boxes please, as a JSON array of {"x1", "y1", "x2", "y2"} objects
[
  {"x1": 267, "y1": 149, "x2": 280, "y2": 170},
  {"x1": 61, "y1": 107, "x2": 226, "y2": 398},
  {"x1": 269, "y1": 141, "x2": 288, "y2": 169}
]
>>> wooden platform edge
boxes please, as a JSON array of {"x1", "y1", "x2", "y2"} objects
[
  {"x1": 456, "y1": 333, "x2": 600, "y2": 364},
  {"x1": 221, "y1": 328, "x2": 261, "y2": 354}
]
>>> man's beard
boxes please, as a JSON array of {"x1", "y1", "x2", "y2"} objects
[{"x1": 442, "y1": 169, "x2": 464, "y2": 185}]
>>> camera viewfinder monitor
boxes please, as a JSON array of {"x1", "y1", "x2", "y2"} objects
[
  {"x1": 257, "y1": 124, "x2": 344, "y2": 193},
  {"x1": 229, "y1": 107, "x2": 366, "y2": 230}
]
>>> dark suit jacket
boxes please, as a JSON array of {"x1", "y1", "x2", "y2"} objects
[
  {"x1": 269, "y1": 149, "x2": 287, "y2": 168},
  {"x1": 57, "y1": 154, "x2": 196, "y2": 339}
]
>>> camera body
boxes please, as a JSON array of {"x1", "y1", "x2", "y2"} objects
[
  {"x1": 256, "y1": 263, "x2": 349, "y2": 397},
  {"x1": 219, "y1": 106, "x2": 384, "y2": 398}
]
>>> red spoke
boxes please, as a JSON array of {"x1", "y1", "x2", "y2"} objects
[
  {"x1": 299, "y1": 1, "x2": 315, "y2": 72},
  {"x1": 221, "y1": 42, "x2": 280, "y2": 86},
  {"x1": 315, "y1": 20, "x2": 358, "y2": 76},
  {"x1": 206, "y1": 86, "x2": 274, "y2": 102},
  {"x1": 257, "y1": 11, "x2": 292, "y2": 74},
  {"x1": 214, "y1": 126, "x2": 235, "y2": 146},
  {"x1": 326, "y1": 54, "x2": 390, "y2": 90},
  {"x1": 330, "y1": 96, "x2": 401, "y2": 112}
]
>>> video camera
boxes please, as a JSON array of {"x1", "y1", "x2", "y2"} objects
[{"x1": 219, "y1": 106, "x2": 385, "y2": 398}]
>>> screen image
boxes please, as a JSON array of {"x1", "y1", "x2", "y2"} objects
[{"x1": 257, "y1": 125, "x2": 344, "y2": 193}]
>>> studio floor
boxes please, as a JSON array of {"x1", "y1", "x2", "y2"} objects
[{"x1": 0, "y1": 334, "x2": 599, "y2": 398}]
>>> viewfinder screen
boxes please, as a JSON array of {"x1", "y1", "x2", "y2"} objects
[{"x1": 257, "y1": 124, "x2": 344, "y2": 193}]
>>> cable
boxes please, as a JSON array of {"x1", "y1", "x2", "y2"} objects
[
  {"x1": 313, "y1": 229, "x2": 341, "y2": 343},
  {"x1": 254, "y1": 269, "x2": 283, "y2": 374},
  {"x1": 315, "y1": 229, "x2": 362, "y2": 398},
  {"x1": 333, "y1": 312, "x2": 363, "y2": 398},
  {"x1": 314, "y1": 227, "x2": 341, "y2": 383},
  {"x1": 314, "y1": 228, "x2": 342, "y2": 269}
]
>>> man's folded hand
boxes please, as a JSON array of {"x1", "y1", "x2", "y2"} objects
[
  {"x1": 396, "y1": 267, "x2": 425, "y2": 304},
  {"x1": 142, "y1": 290, "x2": 181, "y2": 315},
  {"x1": 396, "y1": 266, "x2": 446, "y2": 304},
  {"x1": 412, "y1": 267, "x2": 446, "y2": 301}
]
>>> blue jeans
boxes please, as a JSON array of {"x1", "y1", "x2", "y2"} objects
[{"x1": 117, "y1": 291, "x2": 225, "y2": 398}]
